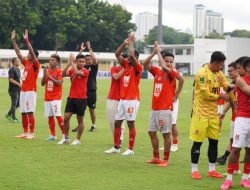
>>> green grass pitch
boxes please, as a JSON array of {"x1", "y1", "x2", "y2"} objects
[{"x1": 0, "y1": 77, "x2": 243, "y2": 190}]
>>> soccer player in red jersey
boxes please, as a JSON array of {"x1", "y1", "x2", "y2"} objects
[
  {"x1": 105, "y1": 33, "x2": 142, "y2": 155},
  {"x1": 57, "y1": 53, "x2": 89, "y2": 145},
  {"x1": 217, "y1": 62, "x2": 240, "y2": 172},
  {"x1": 41, "y1": 54, "x2": 64, "y2": 141},
  {"x1": 11, "y1": 29, "x2": 40, "y2": 139},
  {"x1": 144, "y1": 41, "x2": 176, "y2": 167},
  {"x1": 106, "y1": 61, "x2": 126, "y2": 143},
  {"x1": 160, "y1": 51, "x2": 184, "y2": 152},
  {"x1": 221, "y1": 57, "x2": 250, "y2": 189}
]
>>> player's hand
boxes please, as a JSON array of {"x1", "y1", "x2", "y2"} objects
[
  {"x1": 128, "y1": 32, "x2": 135, "y2": 43},
  {"x1": 11, "y1": 30, "x2": 16, "y2": 40},
  {"x1": 43, "y1": 68, "x2": 49, "y2": 77},
  {"x1": 219, "y1": 93, "x2": 229, "y2": 101},
  {"x1": 23, "y1": 29, "x2": 28, "y2": 40},
  {"x1": 68, "y1": 53, "x2": 75, "y2": 64},
  {"x1": 85, "y1": 41, "x2": 91, "y2": 50},
  {"x1": 173, "y1": 95, "x2": 178, "y2": 102},
  {"x1": 80, "y1": 42, "x2": 86, "y2": 52},
  {"x1": 228, "y1": 84, "x2": 236, "y2": 90},
  {"x1": 18, "y1": 83, "x2": 22, "y2": 88},
  {"x1": 154, "y1": 41, "x2": 161, "y2": 53}
]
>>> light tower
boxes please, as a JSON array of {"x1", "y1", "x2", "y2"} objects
[{"x1": 157, "y1": 0, "x2": 163, "y2": 44}]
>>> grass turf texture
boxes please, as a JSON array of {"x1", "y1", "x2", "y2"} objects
[{"x1": 0, "y1": 77, "x2": 243, "y2": 190}]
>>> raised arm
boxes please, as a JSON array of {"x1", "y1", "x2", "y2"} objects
[
  {"x1": 112, "y1": 67, "x2": 125, "y2": 80},
  {"x1": 62, "y1": 56, "x2": 72, "y2": 77},
  {"x1": 86, "y1": 41, "x2": 97, "y2": 65},
  {"x1": 11, "y1": 30, "x2": 24, "y2": 63},
  {"x1": 79, "y1": 42, "x2": 86, "y2": 54},
  {"x1": 143, "y1": 51, "x2": 156, "y2": 72},
  {"x1": 115, "y1": 38, "x2": 128, "y2": 65},
  {"x1": 154, "y1": 41, "x2": 172, "y2": 75},
  {"x1": 23, "y1": 29, "x2": 38, "y2": 62},
  {"x1": 128, "y1": 33, "x2": 137, "y2": 67}
]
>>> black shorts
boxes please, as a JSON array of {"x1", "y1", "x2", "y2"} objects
[
  {"x1": 87, "y1": 91, "x2": 96, "y2": 109},
  {"x1": 65, "y1": 98, "x2": 87, "y2": 116}
]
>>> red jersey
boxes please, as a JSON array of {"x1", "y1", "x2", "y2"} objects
[
  {"x1": 119, "y1": 59, "x2": 142, "y2": 100},
  {"x1": 236, "y1": 75, "x2": 250, "y2": 118},
  {"x1": 21, "y1": 59, "x2": 40, "y2": 92},
  {"x1": 150, "y1": 66, "x2": 173, "y2": 110},
  {"x1": 44, "y1": 68, "x2": 63, "y2": 101},
  {"x1": 68, "y1": 68, "x2": 89, "y2": 99},
  {"x1": 107, "y1": 66, "x2": 122, "y2": 100},
  {"x1": 170, "y1": 67, "x2": 178, "y2": 97}
]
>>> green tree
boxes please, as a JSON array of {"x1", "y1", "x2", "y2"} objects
[
  {"x1": 224, "y1": 30, "x2": 250, "y2": 38},
  {"x1": 145, "y1": 26, "x2": 193, "y2": 45}
]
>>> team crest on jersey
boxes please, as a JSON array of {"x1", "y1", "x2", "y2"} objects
[
  {"x1": 235, "y1": 134, "x2": 240, "y2": 141},
  {"x1": 154, "y1": 83, "x2": 162, "y2": 97},
  {"x1": 124, "y1": 76, "x2": 130, "y2": 87},
  {"x1": 199, "y1": 77, "x2": 205, "y2": 84}
]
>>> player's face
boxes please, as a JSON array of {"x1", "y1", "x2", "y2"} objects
[
  {"x1": 85, "y1": 56, "x2": 92, "y2": 65},
  {"x1": 163, "y1": 56, "x2": 174, "y2": 68},
  {"x1": 227, "y1": 66, "x2": 238, "y2": 79},
  {"x1": 49, "y1": 57, "x2": 57, "y2": 68},
  {"x1": 76, "y1": 58, "x2": 85, "y2": 69},
  {"x1": 236, "y1": 64, "x2": 246, "y2": 76},
  {"x1": 27, "y1": 53, "x2": 32, "y2": 61},
  {"x1": 13, "y1": 59, "x2": 20, "y2": 67},
  {"x1": 214, "y1": 61, "x2": 224, "y2": 72}
]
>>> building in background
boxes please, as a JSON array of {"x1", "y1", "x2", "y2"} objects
[
  {"x1": 135, "y1": 12, "x2": 158, "y2": 40},
  {"x1": 193, "y1": 4, "x2": 224, "y2": 38}
]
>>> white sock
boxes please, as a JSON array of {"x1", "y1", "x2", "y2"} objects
[
  {"x1": 242, "y1": 174, "x2": 249, "y2": 180},
  {"x1": 226, "y1": 174, "x2": 233, "y2": 181},
  {"x1": 92, "y1": 125, "x2": 96, "y2": 128},
  {"x1": 209, "y1": 162, "x2": 215, "y2": 172},
  {"x1": 192, "y1": 163, "x2": 198, "y2": 173}
]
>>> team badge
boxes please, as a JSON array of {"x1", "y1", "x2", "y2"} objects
[{"x1": 199, "y1": 77, "x2": 205, "y2": 84}]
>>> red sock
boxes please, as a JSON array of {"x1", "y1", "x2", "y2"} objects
[
  {"x1": 48, "y1": 116, "x2": 56, "y2": 136},
  {"x1": 22, "y1": 114, "x2": 28, "y2": 133},
  {"x1": 227, "y1": 162, "x2": 238, "y2": 174},
  {"x1": 56, "y1": 116, "x2": 64, "y2": 134},
  {"x1": 164, "y1": 151, "x2": 170, "y2": 161},
  {"x1": 114, "y1": 127, "x2": 121, "y2": 147},
  {"x1": 28, "y1": 113, "x2": 35, "y2": 133},
  {"x1": 153, "y1": 151, "x2": 160, "y2": 159},
  {"x1": 173, "y1": 136, "x2": 178, "y2": 144},
  {"x1": 244, "y1": 162, "x2": 250, "y2": 175},
  {"x1": 129, "y1": 127, "x2": 136, "y2": 150}
]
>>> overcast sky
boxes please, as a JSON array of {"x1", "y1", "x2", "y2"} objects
[{"x1": 103, "y1": 0, "x2": 250, "y2": 32}]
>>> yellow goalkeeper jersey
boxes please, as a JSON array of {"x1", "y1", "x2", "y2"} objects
[{"x1": 192, "y1": 64, "x2": 235, "y2": 118}]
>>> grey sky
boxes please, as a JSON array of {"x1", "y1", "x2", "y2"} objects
[{"x1": 104, "y1": 0, "x2": 250, "y2": 32}]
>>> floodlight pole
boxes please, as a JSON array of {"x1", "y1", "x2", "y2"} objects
[{"x1": 157, "y1": 0, "x2": 163, "y2": 44}]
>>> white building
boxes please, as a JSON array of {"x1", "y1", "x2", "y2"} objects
[
  {"x1": 193, "y1": 4, "x2": 224, "y2": 38},
  {"x1": 135, "y1": 12, "x2": 158, "y2": 40},
  {"x1": 193, "y1": 4, "x2": 206, "y2": 38}
]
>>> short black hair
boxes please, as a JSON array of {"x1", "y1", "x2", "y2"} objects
[
  {"x1": 33, "y1": 49, "x2": 39, "y2": 57},
  {"x1": 122, "y1": 53, "x2": 129, "y2": 58},
  {"x1": 51, "y1": 54, "x2": 60, "y2": 62},
  {"x1": 85, "y1": 54, "x2": 91, "y2": 58},
  {"x1": 161, "y1": 51, "x2": 174, "y2": 59},
  {"x1": 228, "y1": 62, "x2": 237, "y2": 69},
  {"x1": 76, "y1": 54, "x2": 85, "y2": 60},
  {"x1": 210, "y1": 51, "x2": 226, "y2": 63},
  {"x1": 242, "y1": 57, "x2": 250, "y2": 70},
  {"x1": 134, "y1": 50, "x2": 139, "y2": 58},
  {"x1": 235, "y1": 56, "x2": 248, "y2": 66}
]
